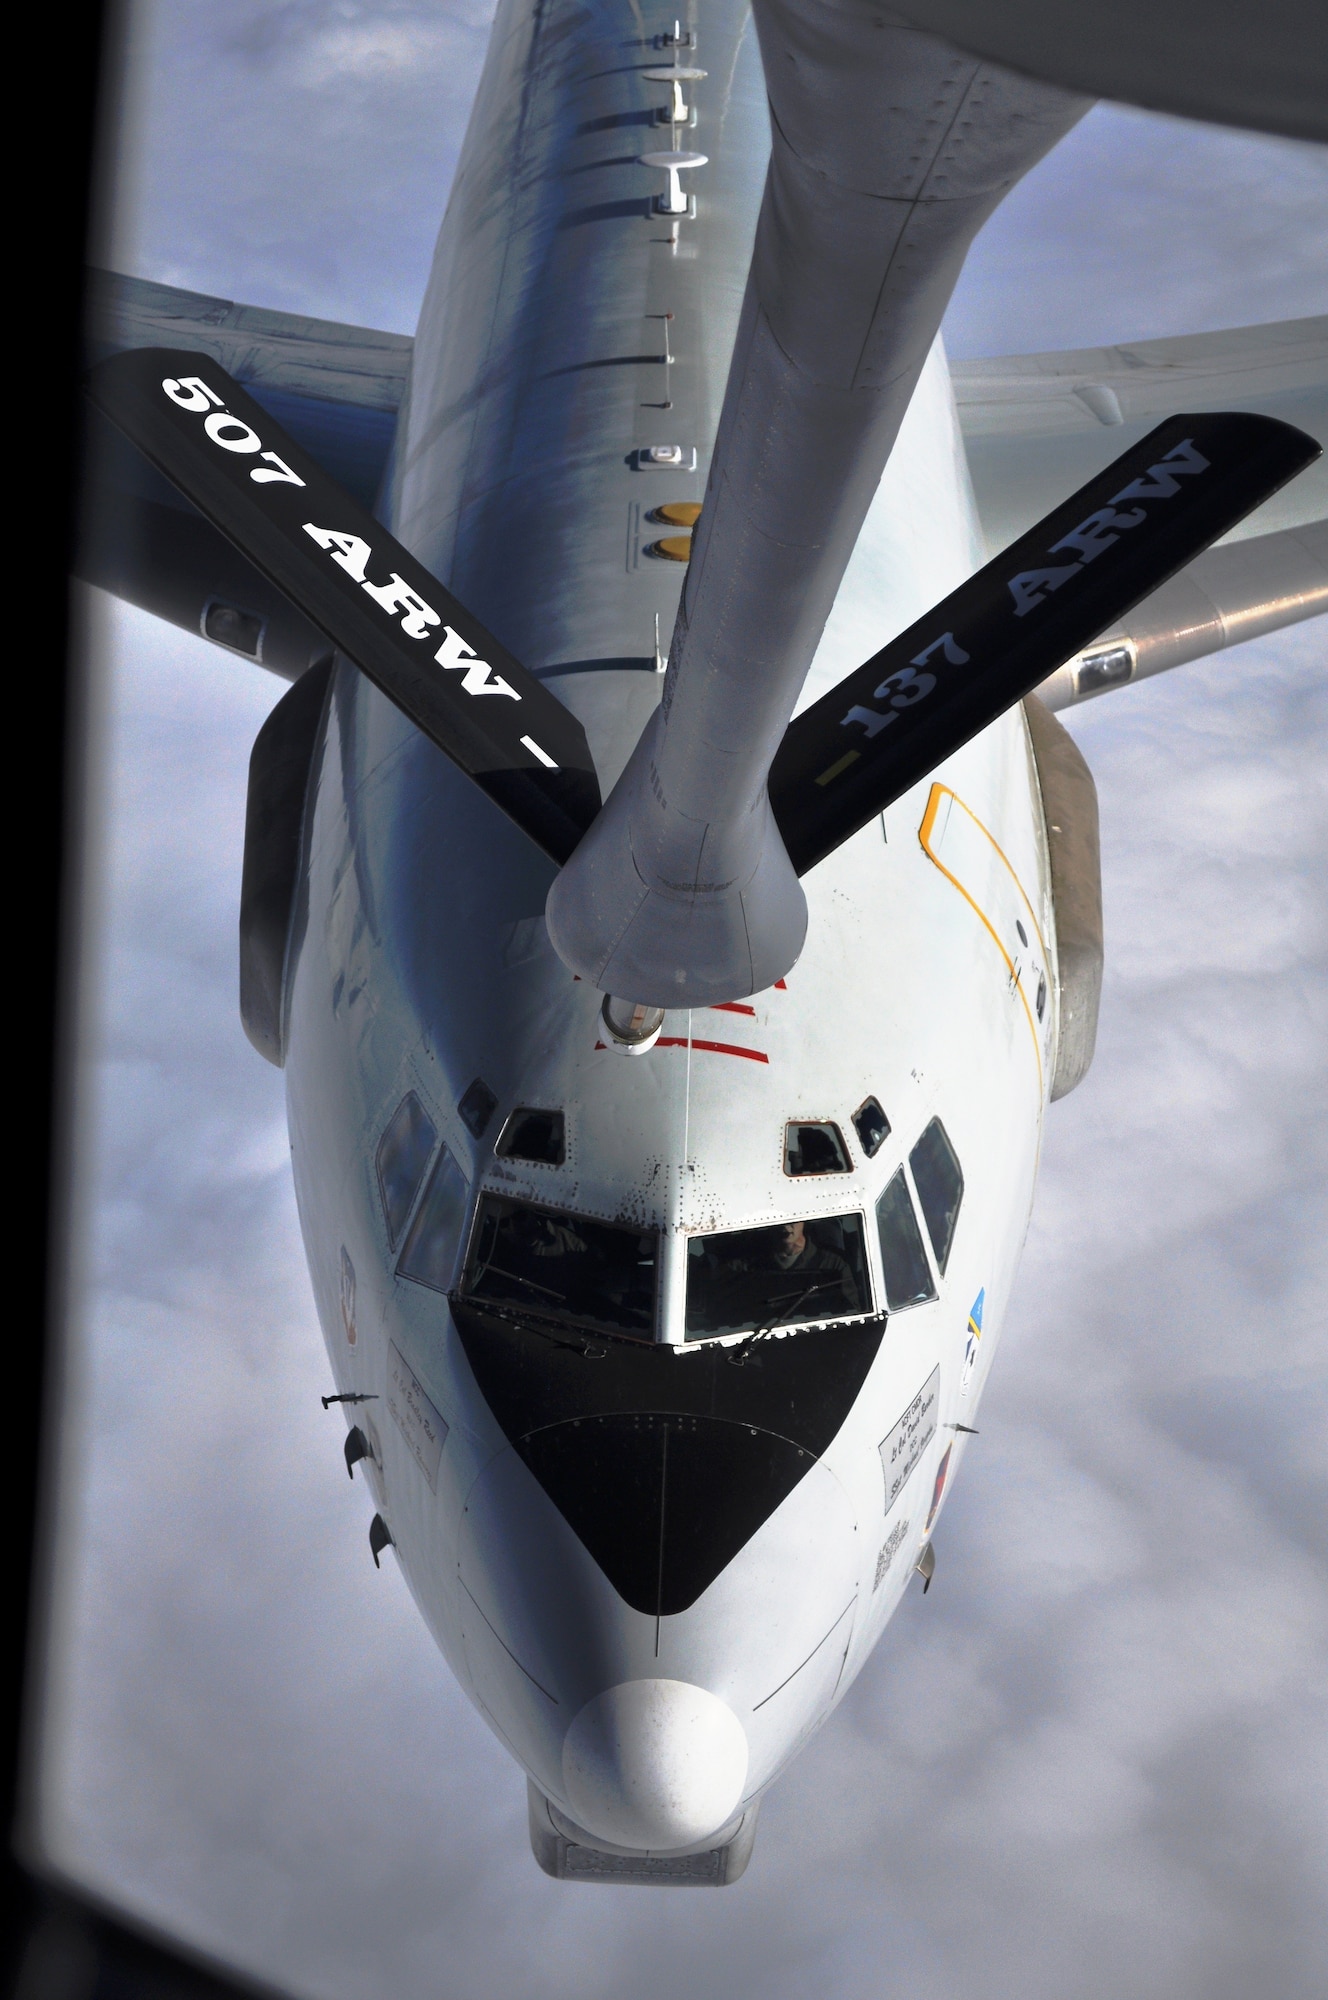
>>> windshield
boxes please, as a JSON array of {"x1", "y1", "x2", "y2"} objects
[
  {"x1": 684, "y1": 1213, "x2": 872, "y2": 1341},
  {"x1": 460, "y1": 1195, "x2": 658, "y2": 1339}
]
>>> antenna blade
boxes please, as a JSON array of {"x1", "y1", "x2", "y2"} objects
[
  {"x1": 86, "y1": 347, "x2": 601, "y2": 863},
  {"x1": 770, "y1": 412, "x2": 1319, "y2": 875}
]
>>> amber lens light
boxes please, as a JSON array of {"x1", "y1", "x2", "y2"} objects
[{"x1": 647, "y1": 535, "x2": 693, "y2": 563}]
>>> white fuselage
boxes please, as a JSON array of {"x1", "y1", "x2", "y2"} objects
[{"x1": 281, "y1": 0, "x2": 1057, "y2": 1856}]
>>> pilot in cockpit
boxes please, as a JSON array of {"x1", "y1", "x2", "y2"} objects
[
  {"x1": 508, "y1": 1209, "x2": 589, "y2": 1260},
  {"x1": 770, "y1": 1219, "x2": 857, "y2": 1306}
]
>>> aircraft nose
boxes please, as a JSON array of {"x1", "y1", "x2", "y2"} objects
[{"x1": 562, "y1": 1679, "x2": 749, "y2": 1850}]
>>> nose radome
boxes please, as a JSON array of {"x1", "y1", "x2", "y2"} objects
[{"x1": 562, "y1": 1679, "x2": 749, "y2": 1850}]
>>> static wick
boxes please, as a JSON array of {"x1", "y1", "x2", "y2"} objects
[{"x1": 322, "y1": 1391, "x2": 379, "y2": 1408}]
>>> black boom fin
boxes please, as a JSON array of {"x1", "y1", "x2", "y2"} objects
[
  {"x1": 770, "y1": 412, "x2": 1320, "y2": 875},
  {"x1": 85, "y1": 347, "x2": 602, "y2": 865}
]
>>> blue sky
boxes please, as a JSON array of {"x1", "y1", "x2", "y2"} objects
[{"x1": 44, "y1": 6, "x2": 1328, "y2": 1996}]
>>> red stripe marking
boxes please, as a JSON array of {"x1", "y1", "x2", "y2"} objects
[
  {"x1": 774, "y1": 979, "x2": 787, "y2": 990},
  {"x1": 711, "y1": 1002, "x2": 756, "y2": 1016},
  {"x1": 593, "y1": 1035, "x2": 769, "y2": 1062},
  {"x1": 657, "y1": 1037, "x2": 769, "y2": 1064}
]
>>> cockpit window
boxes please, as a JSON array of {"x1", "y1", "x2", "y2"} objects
[
  {"x1": 457, "y1": 1077, "x2": 497, "y2": 1138},
  {"x1": 375, "y1": 1091, "x2": 437, "y2": 1248},
  {"x1": 461, "y1": 1195, "x2": 657, "y2": 1340},
  {"x1": 684, "y1": 1213, "x2": 871, "y2": 1341},
  {"x1": 908, "y1": 1117, "x2": 964, "y2": 1274},
  {"x1": 876, "y1": 1169, "x2": 937, "y2": 1310},
  {"x1": 496, "y1": 1107, "x2": 565, "y2": 1166},
  {"x1": 852, "y1": 1096, "x2": 891, "y2": 1158},
  {"x1": 397, "y1": 1144, "x2": 469, "y2": 1293},
  {"x1": 784, "y1": 1121, "x2": 851, "y2": 1176}
]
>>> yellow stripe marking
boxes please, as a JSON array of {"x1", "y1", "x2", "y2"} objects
[
  {"x1": 918, "y1": 783, "x2": 1048, "y2": 1092},
  {"x1": 815, "y1": 749, "x2": 860, "y2": 787}
]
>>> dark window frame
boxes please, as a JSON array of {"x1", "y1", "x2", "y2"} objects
[
  {"x1": 495, "y1": 1106, "x2": 567, "y2": 1167},
  {"x1": 783, "y1": 1119, "x2": 853, "y2": 1178},
  {"x1": 682, "y1": 1209, "x2": 875, "y2": 1342},
  {"x1": 874, "y1": 1168, "x2": 938, "y2": 1312},
  {"x1": 397, "y1": 1142, "x2": 472, "y2": 1295},
  {"x1": 457, "y1": 1077, "x2": 498, "y2": 1139},
  {"x1": 374, "y1": 1090, "x2": 439, "y2": 1251},
  {"x1": 851, "y1": 1095, "x2": 891, "y2": 1159},
  {"x1": 458, "y1": 1192, "x2": 661, "y2": 1343},
  {"x1": 908, "y1": 1116, "x2": 965, "y2": 1276}
]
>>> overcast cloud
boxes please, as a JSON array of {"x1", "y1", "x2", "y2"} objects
[{"x1": 41, "y1": 4, "x2": 1328, "y2": 1997}]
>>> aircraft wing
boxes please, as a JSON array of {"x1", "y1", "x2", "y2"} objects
[
  {"x1": 85, "y1": 269, "x2": 412, "y2": 504},
  {"x1": 79, "y1": 271, "x2": 414, "y2": 676},
  {"x1": 954, "y1": 316, "x2": 1328, "y2": 555}
]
